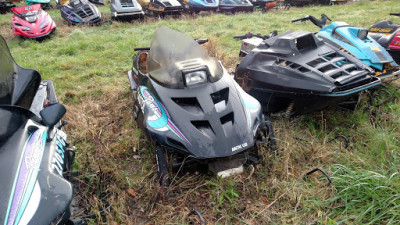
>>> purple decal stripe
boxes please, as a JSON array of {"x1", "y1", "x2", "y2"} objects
[{"x1": 5, "y1": 129, "x2": 46, "y2": 225}]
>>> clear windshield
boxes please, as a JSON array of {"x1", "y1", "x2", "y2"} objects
[
  {"x1": 21, "y1": 10, "x2": 40, "y2": 22},
  {"x1": 0, "y1": 36, "x2": 18, "y2": 105},
  {"x1": 147, "y1": 26, "x2": 223, "y2": 88},
  {"x1": 0, "y1": 35, "x2": 41, "y2": 109}
]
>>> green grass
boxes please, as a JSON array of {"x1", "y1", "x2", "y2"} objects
[{"x1": 2, "y1": 0, "x2": 400, "y2": 223}]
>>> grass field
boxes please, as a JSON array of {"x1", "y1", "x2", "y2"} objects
[{"x1": 2, "y1": 0, "x2": 400, "y2": 224}]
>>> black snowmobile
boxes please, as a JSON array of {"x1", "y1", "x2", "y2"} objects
[
  {"x1": 369, "y1": 13, "x2": 400, "y2": 36},
  {"x1": 368, "y1": 13, "x2": 400, "y2": 64},
  {"x1": 0, "y1": 0, "x2": 15, "y2": 14},
  {"x1": 128, "y1": 26, "x2": 275, "y2": 186},
  {"x1": 138, "y1": 0, "x2": 183, "y2": 17},
  {"x1": 57, "y1": 0, "x2": 103, "y2": 25},
  {"x1": 0, "y1": 35, "x2": 78, "y2": 224},
  {"x1": 218, "y1": 0, "x2": 253, "y2": 14},
  {"x1": 110, "y1": 0, "x2": 144, "y2": 20},
  {"x1": 233, "y1": 30, "x2": 381, "y2": 115}
]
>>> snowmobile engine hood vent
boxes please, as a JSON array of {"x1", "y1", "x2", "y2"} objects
[{"x1": 172, "y1": 97, "x2": 203, "y2": 114}]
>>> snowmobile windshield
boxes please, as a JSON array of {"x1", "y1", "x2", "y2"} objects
[
  {"x1": 66, "y1": 0, "x2": 88, "y2": 6},
  {"x1": 0, "y1": 35, "x2": 41, "y2": 108},
  {"x1": 12, "y1": 5, "x2": 41, "y2": 22},
  {"x1": 0, "y1": 36, "x2": 18, "y2": 105},
  {"x1": 0, "y1": 106, "x2": 29, "y2": 141},
  {"x1": 147, "y1": 26, "x2": 223, "y2": 88},
  {"x1": 20, "y1": 10, "x2": 40, "y2": 22}
]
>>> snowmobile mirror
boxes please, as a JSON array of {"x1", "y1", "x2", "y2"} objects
[
  {"x1": 195, "y1": 39, "x2": 208, "y2": 44},
  {"x1": 322, "y1": 14, "x2": 331, "y2": 21},
  {"x1": 357, "y1": 29, "x2": 369, "y2": 40},
  {"x1": 40, "y1": 103, "x2": 66, "y2": 128}
]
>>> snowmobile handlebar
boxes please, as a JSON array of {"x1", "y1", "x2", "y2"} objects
[
  {"x1": 134, "y1": 47, "x2": 150, "y2": 51},
  {"x1": 292, "y1": 14, "x2": 332, "y2": 28},
  {"x1": 133, "y1": 39, "x2": 209, "y2": 51},
  {"x1": 291, "y1": 16, "x2": 311, "y2": 23},
  {"x1": 390, "y1": 13, "x2": 400, "y2": 17},
  {"x1": 233, "y1": 31, "x2": 277, "y2": 40}
]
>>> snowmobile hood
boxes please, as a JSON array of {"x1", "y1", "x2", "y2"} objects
[
  {"x1": 0, "y1": 35, "x2": 41, "y2": 108},
  {"x1": 0, "y1": 106, "x2": 73, "y2": 225},
  {"x1": 147, "y1": 26, "x2": 223, "y2": 89},
  {"x1": 219, "y1": 0, "x2": 252, "y2": 6},
  {"x1": 319, "y1": 21, "x2": 398, "y2": 70},
  {"x1": 237, "y1": 30, "x2": 380, "y2": 94},
  {"x1": 111, "y1": 0, "x2": 142, "y2": 12},
  {"x1": 140, "y1": 73, "x2": 262, "y2": 159},
  {"x1": 158, "y1": 0, "x2": 181, "y2": 7}
]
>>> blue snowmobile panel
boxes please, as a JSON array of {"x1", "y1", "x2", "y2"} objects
[{"x1": 318, "y1": 21, "x2": 398, "y2": 71}]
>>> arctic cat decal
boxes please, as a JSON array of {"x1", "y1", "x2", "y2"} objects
[
  {"x1": 232, "y1": 142, "x2": 248, "y2": 152},
  {"x1": 138, "y1": 86, "x2": 190, "y2": 144},
  {"x1": 52, "y1": 133, "x2": 67, "y2": 176},
  {"x1": 4, "y1": 128, "x2": 47, "y2": 225}
]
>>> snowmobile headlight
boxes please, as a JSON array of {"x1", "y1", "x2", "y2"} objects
[
  {"x1": 357, "y1": 29, "x2": 369, "y2": 40},
  {"x1": 183, "y1": 70, "x2": 207, "y2": 86},
  {"x1": 25, "y1": 16, "x2": 37, "y2": 23}
]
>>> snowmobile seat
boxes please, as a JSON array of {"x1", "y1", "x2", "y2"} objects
[{"x1": 371, "y1": 28, "x2": 400, "y2": 49}]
